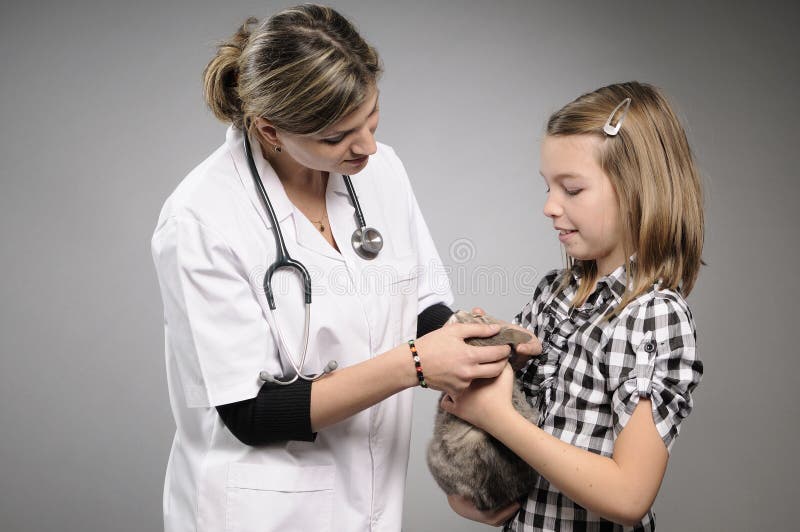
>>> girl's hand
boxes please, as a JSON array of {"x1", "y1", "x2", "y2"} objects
[
  {"x1": 415, "y1": 322, "x2": 511, "y2": 398},
  {"x1": 447, "y1": 494, "x2": 521, "y2": 527},
  {"x1": 440, "y1": 363, "x2": 516, "y2": 432}
]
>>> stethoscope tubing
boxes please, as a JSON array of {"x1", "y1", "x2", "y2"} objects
[
  {"x1": 342, "y1": 172, "x2": 367, "y2": 229},
  {"x1": 244, "y1": 132, "x2": 377, "y2": 384},
  {"x1": 243, "y1": 133, "x2": 313, "y2": 311}
]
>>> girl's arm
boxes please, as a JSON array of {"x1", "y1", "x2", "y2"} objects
[{"x1": 441, "y1": 365, "x2": 668, "y2": 526}]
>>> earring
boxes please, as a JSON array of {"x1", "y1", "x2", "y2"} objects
[{"x1": 273, "y1": 145, "x2": 282, "y2": 153}]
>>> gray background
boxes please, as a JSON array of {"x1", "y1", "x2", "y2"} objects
[{"x1": 1, "y1": 1, "x2": 797, "y2": 530}]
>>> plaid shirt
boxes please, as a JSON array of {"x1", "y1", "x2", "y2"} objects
[{"x1": 506, "y1": 266, "x2": 703, "y2": 532}]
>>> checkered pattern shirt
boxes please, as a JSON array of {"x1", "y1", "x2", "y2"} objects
[{"x1": 506, "y1": 266, "x2": 703, "y2": 531}]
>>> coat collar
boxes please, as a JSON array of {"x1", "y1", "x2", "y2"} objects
[
  {"x1": 226, "y1": 126, "x2": 344, "y2": 262},
  {"x1": 227, "y1": 125, "x2": 292, "y2": 229},
  {"x1": 327, "y1": 172, "x2": 350, "y2": 197}
]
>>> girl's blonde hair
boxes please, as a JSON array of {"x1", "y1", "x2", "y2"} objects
[
  {"x1": 202, "y1": 4, "x2": 382, "y2": 134},
  {"x1": 546, "y1": 81, "x2": 704, "y2": 311}
]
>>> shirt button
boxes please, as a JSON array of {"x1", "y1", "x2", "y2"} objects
[{"x1": 644, "y1": 341, "x2": 656, "y2": 353}]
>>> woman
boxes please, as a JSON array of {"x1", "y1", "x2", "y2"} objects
[{"x1": 151, "y1": 5, "x2": 538, "y2": 532}]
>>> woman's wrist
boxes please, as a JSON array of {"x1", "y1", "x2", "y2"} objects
[
  {"x1": 407, "y1": 339, "x2": 428, "y2": 388},
  {"x1": 384, "y1": 343, "x2": 421, "y2": 390}
]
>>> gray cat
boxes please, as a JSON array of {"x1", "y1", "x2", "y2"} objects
[{"x1": 426, "y1": 310, "x2": 540, "y2": 511}]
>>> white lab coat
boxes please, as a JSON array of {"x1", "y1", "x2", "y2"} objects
[{"x1": 151, "y1": 126, "x2": 453, "y2": 532}]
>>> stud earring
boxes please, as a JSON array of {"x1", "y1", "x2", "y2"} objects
[{"x1": 274, "y1": 145, "x2": 282, "y2": 153}]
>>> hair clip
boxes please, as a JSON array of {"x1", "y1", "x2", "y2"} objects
[{"x1": 602, "y1": 97, "x2": 632, "y2": 136}]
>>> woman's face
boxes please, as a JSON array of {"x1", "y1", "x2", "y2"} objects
[{"x1": 274, "y1": 86, "x2": 380, "y2": 176}]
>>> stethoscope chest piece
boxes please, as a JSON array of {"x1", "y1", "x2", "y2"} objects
[
  {"x1": 342, "y1": 173, "x2": 383, "y2": 260},
  {"x1": 352, "y1": 226, "x2": 383, "y2": 260}
]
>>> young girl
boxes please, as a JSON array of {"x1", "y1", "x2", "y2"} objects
[{"x1": 442, "y1": 81, "x2": 704, "y2": 531}]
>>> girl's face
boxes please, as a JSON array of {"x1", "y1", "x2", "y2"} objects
[
  {"x1": 540, "y1": 134, "x2": 625, "y2": 276},
  {"x1": 272, "y1": 86, "x2": 380, "y2": 176}
]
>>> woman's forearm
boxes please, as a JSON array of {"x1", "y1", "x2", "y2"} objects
[
  {"x1": 487, "y1": 400, "x2": 667, "y2": 526},
  {"x1": 311, "y1": 320, "x2": 515, "y2": 432},
  {"x1": 308, "y1": 303, "x2": 454, "y2": 433},
  {"x1": 310, "y1": 344, "x2": 417, "y2": 431}
]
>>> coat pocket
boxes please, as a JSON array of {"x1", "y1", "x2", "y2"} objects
[
  {"x1": 224, "y1": 463, "x2": 335, "y2": 532},
  {"x1": 387, "y1": 257, "x2": 420, "y2": 345}
]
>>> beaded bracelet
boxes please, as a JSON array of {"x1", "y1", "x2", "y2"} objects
[{"x1": 408, "y1": 339, "x2": 428, "y2": 388}]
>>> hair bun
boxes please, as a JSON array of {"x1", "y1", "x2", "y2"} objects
[{"x1": 202, "y1": 17, "x2": 259, "y2": 127}]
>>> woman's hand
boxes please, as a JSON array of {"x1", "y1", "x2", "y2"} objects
[
  {"x1": 440, "y1": 363, "x2": 516, "y2": 432},
  {"x1": 415, "y1": 322, "x2": 511, "y2": 398},
  {"x1": 447, "y1": 494, "x2": 521, "y2": 527}
]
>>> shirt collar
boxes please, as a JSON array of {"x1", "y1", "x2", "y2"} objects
[
  {"x1": 569, "y1": 260, "x2": 631, "y2": 306},
  {"x1": 600, "y1": 263, "x2": 629, "y2": 304}
]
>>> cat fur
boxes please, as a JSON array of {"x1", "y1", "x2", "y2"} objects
[{"x1": 426, "y1": 310, "x2": 540, "y2": 511}]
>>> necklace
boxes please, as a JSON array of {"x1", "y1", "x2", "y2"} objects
[{"x1": 307, "y1": 205, "x2": 327, "y2": 233}]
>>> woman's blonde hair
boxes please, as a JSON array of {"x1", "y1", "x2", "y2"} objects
[
  {"x1": 546, "y1": 81, "x2": 704, "y2": 311},
  {"x1": 202, "y1": 4, "x2": 382, "y2": 133}
]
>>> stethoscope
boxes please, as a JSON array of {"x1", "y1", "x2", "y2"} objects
[{"x1": 242, "y1": 133, "x2": 384, "y2": 385}]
